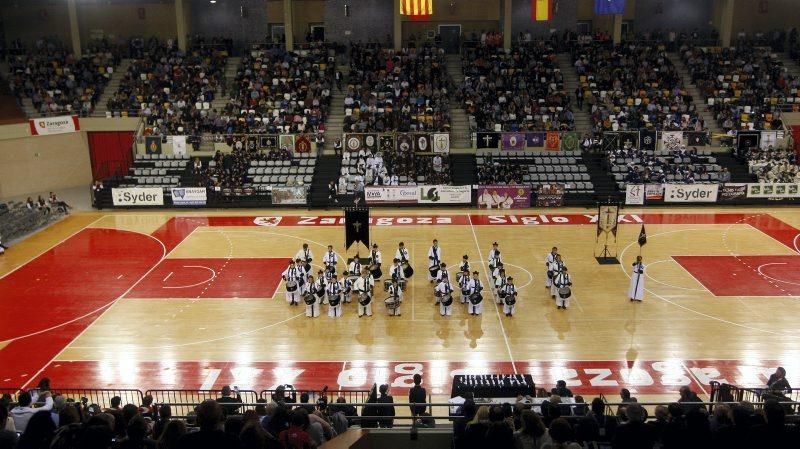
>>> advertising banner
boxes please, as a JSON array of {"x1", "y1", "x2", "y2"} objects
[
  {"x1": 29, "y1": 115, "x2": 80, "y2": 135},
  {"x1": 477, "y1": 185, "x2": 531, "y2": 208},
  {"x1": 364, "y1": 186, "x2": 418, "y2": 204},
  {"x1": 663, "y1": 184, "x2": 719, "y2": 203},
  {"x1": 645, "y1": 184, "x2": 664, "y2": 201},
  {"x1": 718, "y1": 183, "x2": 748, "y2": 201},
  {"x1": 112, "y1": 187, "x2": 164, "y2": 206},
  {"x1": 625, "y1": 184, "x2": 645, "y2": 205},
  {"x1": 417, "y1": 185, "x2": 471, "y2": 204},
  {"x1": 746, "y1": 183, "x2": 800, "y2": 199},
  {"x1": 272, "y1": 186, "x2": 308, "y2": 205},
  {"x1": 536, "y1": 184, "x2": 564, "y2": 207},
  {"x1": 170, "y1": 187, "x2": 207, "y2": 206}
]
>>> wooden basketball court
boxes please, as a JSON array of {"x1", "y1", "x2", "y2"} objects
[{"x1": 2, "y1": 207, "x2": 800, "y2": 406}]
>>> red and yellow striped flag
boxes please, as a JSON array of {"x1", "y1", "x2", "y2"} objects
[
  {"x1": 532, "y1": 0, "x2": 553, "y2": 21},
  {"x1": 399, "y1": 0, "x2": 433, "y2": 16}
]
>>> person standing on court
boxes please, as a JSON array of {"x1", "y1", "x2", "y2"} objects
[
  {"x1": 428, "y1": 239, "x2": 442, "y2": 283},
  {"x1": 549, "y1": 254, "x2": 565, "y2": 299},
  {"x1": 282, "y1": 260, "x2": 303, "y2": 305},
  {"x1": 468, "y1": 271, "x2": 484, "y2": 316},
  {"x1": 327, "y1": 273, "x2": 343, "y2": 318},
  {"x1": 436, "y1": 275, "x2": 455, "y2": 316},
  {"x1": 323, "y1": 245, "x2": 339, "y2": 272},
  {"x1": 502, "y1": 277, "x2": 518, "y2": 317},
  {"x1": 545, "y1": 247, "x2": 558, "y2": 289},
  {"x1": 294, "y1": 243, "x2": 313, "y2": 272},
  {"x1": 408, "y1": 374, "x2": 427, "y2": 417},
  {"x1": 554, "y1": 267, "x2": 573, "y2": 310},
  {"x1": 628, "y1": 256, "x2": 645, "y2": 302},
  {"x1": 304, "y1": 274, "x2": 320, "y2": 318},
  {"x1": 488, "y1": 242, "x2": 502, "y2": 273}
]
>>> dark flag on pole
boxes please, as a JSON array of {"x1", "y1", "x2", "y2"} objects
[
  {"x1": 345, "y1": 207, "x2": 370, "y2": 250},
  {"x1": 638, "y1": 224, "x2": 647, "y2": 246}
]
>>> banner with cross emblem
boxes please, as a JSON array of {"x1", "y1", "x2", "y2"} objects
[
  {"x1": 433, "y1": 133, "x2": 450, "y2": 153},
  {"x1": 617, "y1": 131, "x2": 639, "y2": 150},
  {"x1": 279, "y1": 134, "x2": 295, "y2": 151},
  {"x1": 414, "y1": 133, "x2": 431, "y2": 153},
  {"x1": 380, "y1": 135, "x2": 395, "y2": 153},
  {"x1": 345, "y1": 134, "x2": 363, "y2": 152},
  {"x1": 476, "y1": 132, "x2": 499, "y2": 149},
  {"x1": 344, "y1": 207, "x2": 370, "y2": 250}
]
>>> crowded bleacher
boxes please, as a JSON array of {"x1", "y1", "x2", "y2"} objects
[
  {"x1": 338, "y1": 146, "x2": 452, "y2": 197},
  {"x1": 226, "y1": 43, "x2": 334, "y2": 135},
  {"x1": 7, "y1": 38, "x2": 119, "y2": 116},
  {"x1": 682, "y1": 44, "x2": 795, "y2": 131},
  {"x1": 460, "y1": 38, "x2": 573, "y2": 132},
  {"x1": 746, "y1": 146, "x2": 799, "y2": 183},
  {"x1": 345, "y1": 43, "x2": 452, "y2": 133},
  {"x1": 106, "y1": 38, "x2": 226, "y2": 134},
  {"x1": 573, "y1": 42, "x2": 701, "y2": 132}
]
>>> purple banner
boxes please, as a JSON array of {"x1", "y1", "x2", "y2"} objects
[
  {"x1": 477, "y1": 185, "x2": 532, "y2": 209},
  {"x1": 526, "y1": 132, "x2": 545, "y2": 147},
  {"x1": 501, "y1": 132, "x2": 526, "y2": 151}
]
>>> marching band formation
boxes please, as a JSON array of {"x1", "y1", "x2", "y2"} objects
[{"x1": 279, "y1": 240, "x2": 644, "y2": 318}]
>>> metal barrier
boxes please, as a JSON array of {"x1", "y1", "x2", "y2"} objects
[
  {"x1": 709, "y1": 381, "x2": 800, "y2": 413},
  {"x1": 0, "y1": 388, "x2": 143, "y2": 410},
  {"x1": 145, "y1": 389, "x2": 260, "y2": 417},
  {"x1": 260, "y1": 389, "x2": 371, "y2": 405}
]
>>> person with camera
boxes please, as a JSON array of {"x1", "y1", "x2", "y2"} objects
[{"x1": 216, "y1": 385, "x2": 242, "y2": 416}]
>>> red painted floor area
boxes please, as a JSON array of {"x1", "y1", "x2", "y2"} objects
[
  {"x1": 127, "y1": 258, "x2": 290, "y2": 299},
  {"x1": 673, "y1": 255, "x2": 800, "y2": 296},
  {"x1": 0, "y1": 228, "x2": 164, "y2": 386},
  {"x1": 30, "y1": 359, "x2": 791, "y2": 395}
]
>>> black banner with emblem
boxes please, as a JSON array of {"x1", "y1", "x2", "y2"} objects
[
  {"x1": 601, "y1": 133, "x2": 620, "y2": 153},
  {"x1": 294, "y1": 134, "x2": 312, "y2": 153},
  {"x1": 640, "y1": 130, "x2": 657, "y2": 151},
  {"x1": 344, "y1": 207, "x2": 370, "y2": 250},
  {"x1": 686, "y1": 131, "x2": 707, "y2": 147},
  {"x1": 380, "y1": 135, "x2": 395, "y2": 153},
  {"x1": 145, "y1": 136, "x2": 162, "y2": 155},
  {"x1": 260, "y1": 135, "x2": 277, "y2": 149},
  {"x1": 247, "y1": 135, "x2": 258, "y2": 151},
  {"x1": 414, "y1": 133, "x2": 431, "y2": 153},
  {"x1": 476, "y1": 132, "x2": 499, "y2": 149},
  {"x1": 617, "y1": 131, "x2": 639, "y2": 150},
  {"x1": 396, "y1": 133, "x2": 413, "y2": 152}
]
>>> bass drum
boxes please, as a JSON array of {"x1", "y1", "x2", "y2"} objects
[
  {"x1": 303, "y1": 292, "x2": 317, "y2": 305},
  {"x1": 370, "y1": 264, "x2": 383, "y2": 279},
  {"x1": 402, "y1": 262, "x2": 414, "y2": 278},
  {"x1": 558, "y1": 287, "x2": 572, "y2": 299},
  {"x1": 469, "y1": 292, "x2": 483, "y2": 305},
  {"x1": 440, "y1": 293, "x2": 454, "y2": 307},
  {"x1": 358, "y1": 292, "x2": 372, "y2": 306}
]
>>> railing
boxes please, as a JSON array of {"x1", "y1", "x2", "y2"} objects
[
  {"x1": 0, "y1": 388, "x2": 143, "y2": 410},
  {"x1": 709, "y1": 381, "x2": 800, "y2": 412},
  {"x1": 145, "y1": 389, "x2": 260, "y2": 417}
]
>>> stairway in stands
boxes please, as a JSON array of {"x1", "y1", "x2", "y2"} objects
[
  {"x1": 445, "y1": 54, "x2": 471, "y2": 149},
  {"x1": 582, "y1": 152, "x2": 619, "y2": 200},
  {"x1": 555, "y1": 53, "x2": 592, "y2": 133},
  {"x1": 715, "y1": 152, "x2": 758, "y2": 183},
  {"x1": 309, "y1": 155, "x2": 342, "y2": 207},
  {"x1": 324, "y1": 83, "x2": 347, "y2": 153},
  {"x1": 777, "y1": 52, "x2": 800, "y2": 80},
  {"x1": 210, "y1": 56, "x2": 241, "y2": 112},
  {"x1": 93, "y1": 59, "x2": 133, "y2": 116},
  {"x1": 670, "y1": 53, "x2": 723, "y2": 143},
  {"x1": 450, "y1": 154, "x2": 476, "y2": 185}
]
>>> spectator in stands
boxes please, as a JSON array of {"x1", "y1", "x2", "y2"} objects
[
  {"x1": 377, "y1": 384, "x2": 395, "y2": 429},
  {"x1": 26, "y1": 197, "x2": 35, "y2": 211},
  {"x1": 217, "y1": 386, "x2": 243, "y2": 416},
  {"x1": 16, "y1": 410, "x2": 56, "y2": 449},
  {"x1": 116, "y1": 415, "x2": 157, "y2": 449},
  {"x1": 767, "y1": 366, "x2": 790, "y2": 390},
  {"x1": 36, "y1": 196, "x2": 50, "y2": 215},
  {"x1": 544, "y1": 418, "x2": 581, "y2": 449},
  {"x1": 453, "y1": 400, "x2": 476, "y2": 449},
  {"x1": 514, "y1": 409, "x2": 551, "y2": 449},
  {"x1": 678, "y1": 386, "x2": 704, "y2": 414},
  {"x1": 331, "y1": 397, "x2": 357, "y2": 428},
  {"x1": 277, "y1": 409, "x2": 315, "y2": 449},
  {"x1": 611, "y1": 403, "x2": 657, "y2": 449},
  {"x1": 157, "y1": 420, "x2": 187, "y2": 449},
  {"x1": 153, "y1": 405, "x2": 172, "y2": 440},
  {"x1": 484, "y1": 405, "x2": 514, "y2": 448},
  {"x1": 176, "y1": 400, "x2": 240, "y2": 449},
  {"x1": 408, "y1": 374, "x2": 427, "y2": 417},
  {"x1": 579, "y1": 398, "x2": 616, "y2": 445},
  {"x1": 0, "y1": 403, "x2": 18, "y2": 447},
  {"x1": 553, "y1": 380, "x2": 573, "y2": 398},
  {"x1": 11, "y1": 391, "x2": 53, "y2": 433},
  {"x1": 616, "y1": 388, "x2": 638, "y2": 420}
]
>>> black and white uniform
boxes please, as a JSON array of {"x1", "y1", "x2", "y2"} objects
[
  {"x1": 353, "y1": 275, "x2": 373, "y2": 317},
  {"x1": 282, "y1": 265, "x2": 303, "y2": 304},
  {"x1": 549, "y1": 261, "x2": 564, "y2": 298},
  {"x1": 326, "y1": 281, "x2": 343, "y2": 317},
  {"x1": 468, "y1": 278, "x2": 484, "y2": 315},
  {"x1": 369, "y1": 249, "x2": 382, "y2": 278},
  {"x1": 395, "y1": 247, "x2": 410, "y2": 265},
  {"x1": 427, "y1": 246, "x2": 442, "y2": 281},
  {"x1": 323, "y1": 250, "x2": 339, "y2": 271},
  {"x1": 457, "y1": 261, "x2": 471, "y2": 281},
  {"x1": 348, "y1": 258, "x2": 363, "y2": 277},
  {"x1": 295, "y1": 247, "x2": 314, "y2": 269},
  {"x1": 459, "y1": 273, "x2": 472, "y2": 304},
  {"x1": 341, "y1": 276, "x2": 354, "y2": 303},
  {"x1": 488, "y1": 248, "x2": 502, "y2": 272},
  {"x1": 314, "y1": 277, "x2": 327, "y2": 305},
  {"x1": 390, "y1": 263, "x2": 405, "y2": 283},
  {"x1": 386, "y1": 283, "x2": 402, "y2": 316},
  {"x1": 502, "y1": 283, "x2": 518, "y2": 315},
  {"x1": 494, "y1": 275, "x2": 507, "y2": 304},
  {"x1": 435, "y1": 268, "x2": 451, "y2": 303},
  {"x1": 545, "y1": 252, "x2": 557, "y2": 287},
  {"x1": 554, "y1": 272, "x2": 573, "y2": 309},
  {"x1": 305, "y1": 279, "x2": 321, "y2": 318},
  {"x1": 435, "y1": 280, "x2": 454, "y2": 316},
  {"x1": 628, "y1": 262, "x2": 645, "y2": 301}
]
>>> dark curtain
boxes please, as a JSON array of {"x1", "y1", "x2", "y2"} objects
[{"x1": 88, "y1": 131, "x2": 135, "y2": 181}]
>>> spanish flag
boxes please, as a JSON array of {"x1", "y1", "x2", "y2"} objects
[
  {"x1": 532, "y1": 0, "x2": 553, "y2": 21},
  {"x1": 399, "y1": 0, "x2": 433, "y2": 16}
]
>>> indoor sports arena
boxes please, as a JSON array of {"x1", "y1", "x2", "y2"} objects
[{"x1": 1, "y1": 1, "x2": 800, "y2": 448}]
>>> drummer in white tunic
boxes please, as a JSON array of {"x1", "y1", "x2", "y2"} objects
[
  {"x1": 554, "y1": 267, "x2": 573, "y2": 310},
  {"x1": 326, "y1": 273, "x2": 344, "y2": 317},
  {"x1": 304, "y1": 274, "x2": 320, "y2": 318},
  {"x1": 281, "y1": 260, "x2": 303, "y2": 305},
  {"x1": 502, "y1": 277, "x2": 518, "y2": 317},
  {"x1": 628, "y1": 256, "x2": 645, "y2": 302},
  {"x1": 467, "y1": 271, "x2": 484, "y2": 316},
  {"x1": 549, "y1": 254, "x2": 565, "y2": 299},
  {"x1": 435, "y1": 278, "x2": 455, "y2": 316},
  {"x1": 458, "y1": 268, "x2": 472, "y2": 304},
  {"x1": 545, "y1": 247, "x2": 558, "y2": 288}
]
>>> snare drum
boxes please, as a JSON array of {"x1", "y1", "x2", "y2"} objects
[
  {"x1": 286, "y1": 280, "x2": 298, "y2": 292},
  {"x1": 558, "y1": 287, "x2": 572, "y2": 299}
]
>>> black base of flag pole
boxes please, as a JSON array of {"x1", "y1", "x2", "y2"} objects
[{"x1": 595, "y1": 244, "x2": 620, "y2": 265}]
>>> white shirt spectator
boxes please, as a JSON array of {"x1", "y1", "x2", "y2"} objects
[{"x1": 11, "y1": 396, "x2": 53, "y2": 433}]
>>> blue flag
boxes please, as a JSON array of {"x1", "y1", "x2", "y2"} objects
[{"x1": 595, "y1": 0, "x2": 626, "y2": 15}]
